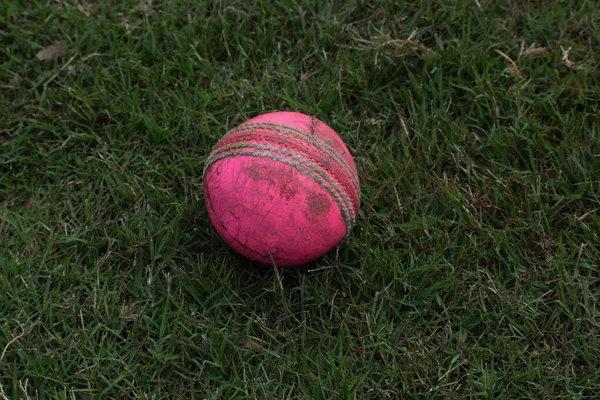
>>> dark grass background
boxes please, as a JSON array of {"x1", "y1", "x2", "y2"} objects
[{"x1": 1, "y1": 0, "x2": 599, "y2": 398}]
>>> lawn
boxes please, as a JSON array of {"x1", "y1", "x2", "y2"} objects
[{"x1": 1, "y1": 0, "x2": 599, "y2": 398}]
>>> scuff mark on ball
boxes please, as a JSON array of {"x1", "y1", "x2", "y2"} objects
[{"x1": 307, "y1": 192, "x2": 331, "y2": 217}]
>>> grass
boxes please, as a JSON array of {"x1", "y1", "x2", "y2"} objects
[{"x1": 1, "y1": 0, "x2": 599, "y2": 398}]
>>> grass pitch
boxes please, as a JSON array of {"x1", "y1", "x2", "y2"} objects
[{"x1": 1, "y1": 0, "x2": 599, "y2": 398}]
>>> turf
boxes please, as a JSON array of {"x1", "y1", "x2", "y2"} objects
[{"x1": 1, "y1": 0, "x2": 599, "y2": 398}]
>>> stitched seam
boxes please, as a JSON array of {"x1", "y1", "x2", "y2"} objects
[
  {"x1": 206, "y1": 143, "x2": 355, "y2": 227},
  {"x1": 212, "y1": 136, "x2": 359, "y2": 213},
  {"x1": 229, "y1": 122, "x2": 360, "y2": 190},
  {"x1": 238, "y1": 122, "x2": 359, "y2": 188},
  {"x1": 204, "y1": 148, "x2": 354, "y2": 231},
  {"x1": 205, "y1": 149, "x2": 352, "y2": 231}
]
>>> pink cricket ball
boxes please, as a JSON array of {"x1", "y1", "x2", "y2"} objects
[{"x1": 202, "y1": 111, "x2": 360, "y2": 266}]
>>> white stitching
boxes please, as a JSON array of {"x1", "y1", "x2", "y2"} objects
[
  {"x1": 204, "y1": 147, "x2": 355, "y2": 232},
  {"x1": 228, "y1": 122, "x2": 360, "y2": 191},
  {"x1": 205, "y1": 143, "x2": 355, "y2": 228}
]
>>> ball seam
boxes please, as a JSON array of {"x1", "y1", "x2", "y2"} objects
[
  {"x1": 210, "y1": 137, "x2": 359, "y2": 216},
  {"x1": 229, "y1": 122, "x2": 360, "y2": 191},
  {"x1": 237, "y1": 122, "x2": 359, "y2": 189},
  {"x1": 204, "y1": 148, "x2": 354, "y2": 232},
  {"x1": 205, "y1": 145, "x2": 355, "y2": 229}
]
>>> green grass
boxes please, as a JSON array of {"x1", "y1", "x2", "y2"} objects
[{"x1": 1, "y1": 0, "x2": 599, "y2": 398}]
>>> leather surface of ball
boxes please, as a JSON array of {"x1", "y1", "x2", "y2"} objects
[{"x1": 203, "y1": 111, "x2": 360, "y2": 266}]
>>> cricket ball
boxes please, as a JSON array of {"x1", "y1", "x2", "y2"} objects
[{"x1": 202, "y1": 111, "x2": 360, "y2": 266}]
